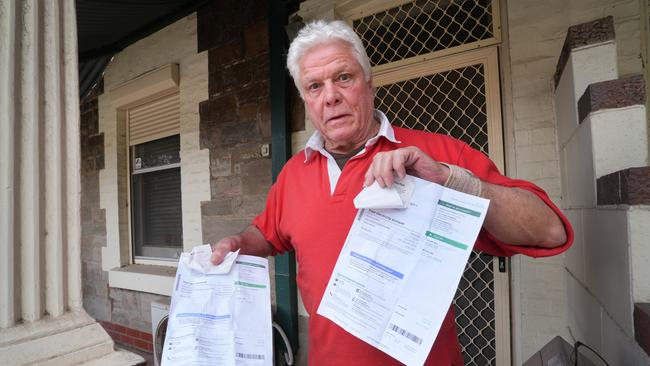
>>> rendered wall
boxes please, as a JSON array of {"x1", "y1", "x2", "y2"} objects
[{"x1": 506, "y1": 0, "x2": 643, "y2": 362}]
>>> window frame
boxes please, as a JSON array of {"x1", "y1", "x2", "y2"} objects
[
  {"x1": 103, "y1": 64, "x2": 183, "y2": 293},
  {"x1": 122, "y1": 76, "x2": 182, "y2": 267},
  {"x1": 128, "y1": 134, "x2": 183, "y2": 264},
  {"x1": 339, "y1": 0, "x2": 502, "y2": 76}
]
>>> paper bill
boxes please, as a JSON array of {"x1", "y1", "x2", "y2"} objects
[
  {"x1": 161, "y1": 245, "x2": 272, "y2": 366},
  {"x1": 318, "y1": 175, "x2": 490, "y2": 366}
]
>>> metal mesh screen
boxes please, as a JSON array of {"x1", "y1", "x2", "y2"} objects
[
  {"x1": 375, "y1": 63, "x2": 496, "y2": 366},
  {"x1": 353, "y1": 0, "x2": 495, "y2": 67},
  {"x1": 455, "y1": 253, "x2": 496, "y2": 365},
  {"x1": 376, "y1": 64, "x2": 489, "y2": 153}
]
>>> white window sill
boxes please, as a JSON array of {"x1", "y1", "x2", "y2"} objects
[{"x1": 108, "y1": 264, "x2": 177, "y2": 296}]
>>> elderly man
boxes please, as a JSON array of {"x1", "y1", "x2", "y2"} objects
[{"x1": 211, "y1": 20, "x2": 573, "y2": 365}]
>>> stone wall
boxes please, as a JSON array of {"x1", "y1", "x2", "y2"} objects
[
  {"x1": 87, "y1": 11, "x2": 211, "y2": 356},
  {"x1": 98, "y1": 13, "x2": 210, "y2": 271},
  {"x1": 81, "y1": 80, "x2": 169, "y2": 355},
  {"x1": 197, "y1": 0, "x2": 273, "y2": 244},
  {"x1": 81, "y1": 80, "x2": 109, "y2": 322},
  {"x1": 82, "y1": 2, "x2": 276, "y2": 357}
]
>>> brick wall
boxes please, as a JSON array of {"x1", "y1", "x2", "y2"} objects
[
  {"x1": 197, "y1": 0, "x2": 273, "y2": 243},
  {"x1": 99, "y1": 320, "x2": 153, "y2": 354}
]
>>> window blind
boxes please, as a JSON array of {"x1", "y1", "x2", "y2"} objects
[{"x1": 128, "y1": 92, "x2": 180, "y2": 146}]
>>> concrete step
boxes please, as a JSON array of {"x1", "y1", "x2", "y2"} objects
[{"x1": 79, "y1": 348, "x2": 145, "y2": 366}]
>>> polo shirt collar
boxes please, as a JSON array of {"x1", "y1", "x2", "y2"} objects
[{"x1": 303, "y1": 110, "x2": 400, "y2": 163}]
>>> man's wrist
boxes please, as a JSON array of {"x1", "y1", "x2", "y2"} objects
[{"x1": 439, "y1": 162, "x2": 482, "y2": 196}]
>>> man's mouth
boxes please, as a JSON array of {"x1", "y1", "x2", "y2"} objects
[{"x1": 326, "y1": 114, "x2": 349, "y2": 123}]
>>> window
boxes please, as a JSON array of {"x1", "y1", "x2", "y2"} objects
[
  {"x1": 128, "y1": 91, "x2": 182, "y2": 261},
  {"x1": 103, "y1": 61, "x2": 210, "y2": 295},
  {"x1": 130, "y1": 135, "x2": 182, "y2": 260}
]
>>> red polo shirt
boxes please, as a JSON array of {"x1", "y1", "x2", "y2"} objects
[{"x1": 253, "y1": 126, "x2": 573, "y2": 365}]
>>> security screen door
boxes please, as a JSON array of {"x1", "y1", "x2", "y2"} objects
[{"x1": 341, "y1": 0, "x2": 510, "y2": 364}]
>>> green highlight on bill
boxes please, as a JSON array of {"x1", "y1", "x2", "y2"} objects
[
  {"x1": 438, "y1": 200, "x2": 481, "y2": 217},
  {"x1": 236, "y1": 261, "x2": 266, "y2": 268},
  {"x1": 425, "y1": 231, "x2": 469, "y2": 250},
  {"x1": 235, "y1": 281, "x2": 266, "y2": 289}
]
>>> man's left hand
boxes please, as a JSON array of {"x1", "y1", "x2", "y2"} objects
[{"x1": 364, "y1": 146, "x2": 450, "y2": 188}]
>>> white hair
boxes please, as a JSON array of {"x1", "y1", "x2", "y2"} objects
[{"x1": 286, "y1": 20, "x2": 372, "y2": 96}]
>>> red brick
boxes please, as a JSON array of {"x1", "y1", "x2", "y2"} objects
[
  {"x1": 113, "y1": 324, "x2": 128, "y2": 335},
  {"x1": 105, "y1": 330, "x2": 117, "y2": 341},
  {"x1": 137, "y1": 331, "x2": 153, "y2": 342},
  {"x1": 140, "y1": 342, "x2": 153, "y2": 353},
  {"x1": 125, "y1": 327, "x2": 140, "y2": 337},
  {"x1": 115, "y1": 333, "x2": 132, "y2": 345},
  {"x1": 134, "y1": 338, "x2": 152, "y2": 351},
  {"x1": 99, "y1": 320, "x2": 113, "y2": 330}
]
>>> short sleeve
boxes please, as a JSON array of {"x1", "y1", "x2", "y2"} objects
[
  {"x1": 251, "y1": 168, "x2": 294, "y2": 255},
  {"x1": 454, "y1": 143, "x2": 574, "y2": 258}
]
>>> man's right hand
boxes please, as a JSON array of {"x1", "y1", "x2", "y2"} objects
[
  {"x1": 209, "y1": 225, "x2": 275, "y2": 265},
  {"x1": 210, "y1": 236, "x2": 240, "y2": 265}
]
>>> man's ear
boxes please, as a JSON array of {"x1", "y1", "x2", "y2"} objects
[
  {"x1": 368, "y1": 78, "x2": 377, "y2": 98},
  {"x1": 367, "y1": 76, "x2": 375, "y2": 93}
]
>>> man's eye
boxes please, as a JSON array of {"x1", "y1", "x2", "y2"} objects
[
  {"x1": 339, "y1": 74, "x2": 350, "y2": 81},
  {"x1": 308, "y1": 83, "x2": 321, "y2": 91}
]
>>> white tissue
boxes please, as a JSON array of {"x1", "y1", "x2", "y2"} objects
[
  {"x1": 181, "y1": 244, "x2": 239, "y2": 275},
  {"x1": 353, "y1": 175, "x2": 415, "y2": 209}
]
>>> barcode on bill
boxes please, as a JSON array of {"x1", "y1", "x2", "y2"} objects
[
  {"x1": 389, "y1": 323, "x2": 423, "y2": 345},
  {"x1": 236, "y1": 352, "x2": 265, "y2": 360}
]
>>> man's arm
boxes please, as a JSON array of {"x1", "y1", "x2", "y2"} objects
[
  {"x1": 210, "y1": 225, "x2": 274, "y2": 265},
  {"x1": 364, "y1": 147, "x2": 567, "y2": 248},
  {"x1": 479, "y1": 182, "x2": 566, "y2": 248}
]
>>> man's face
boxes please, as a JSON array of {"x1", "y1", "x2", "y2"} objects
[{"x1": 298, "y1": 40, "x2": 377, "y2": 154}]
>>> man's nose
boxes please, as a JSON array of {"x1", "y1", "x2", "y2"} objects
[{"x1": 323, "y1": 83, "x2": 341, "y2": 106}]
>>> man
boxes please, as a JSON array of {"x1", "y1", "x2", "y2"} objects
[{"x1": 211, "y1": 20, "x2": 573, "y2": 365}]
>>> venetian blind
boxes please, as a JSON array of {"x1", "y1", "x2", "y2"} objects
[{"x1": 128, "y1": 92, "x2": 180, "y2": 146}]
